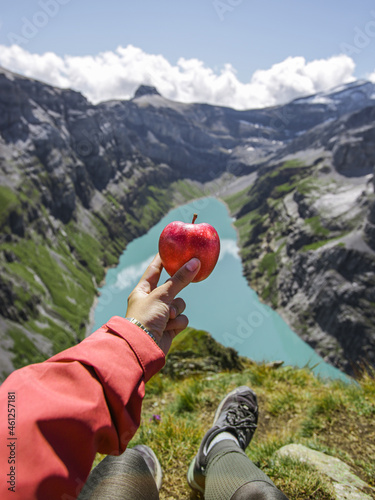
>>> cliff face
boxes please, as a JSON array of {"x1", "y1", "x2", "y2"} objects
[
  {"x1": 277, "y1": 107, "x2": 375, "y2": 374},
  {"x1": 0, "y1": 69, "x2": 178, "y2": 378},
  {"x1": 225, "y1": 104, "x2": 375, "y2": 374},
  {"x1": 1, "y1": 66, "x2": 375, "y2": 378}
]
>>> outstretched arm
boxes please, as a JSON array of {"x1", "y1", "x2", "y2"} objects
[{"x1": 0, "y1": 255, "x2": 200, "y2": 500}]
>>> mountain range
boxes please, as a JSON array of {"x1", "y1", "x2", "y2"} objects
[{"x1": 0, "y1": 66, "x2": 374, "y2": 378}]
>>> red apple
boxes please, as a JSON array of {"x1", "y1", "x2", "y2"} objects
[{"x1": 159, "y1": 214, "x2": 220, "y2": 282}]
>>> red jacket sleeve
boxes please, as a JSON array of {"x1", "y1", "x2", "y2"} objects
[{"x1": 0, "y1": 316, "x2": 165, "y2": 500}]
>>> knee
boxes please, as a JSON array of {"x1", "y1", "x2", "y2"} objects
[{"x1": 231, "y1": 480, "x2": 289, "y2": 500}]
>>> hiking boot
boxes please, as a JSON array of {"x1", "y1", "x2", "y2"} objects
[
  {"x1": 133, "y1": 445, "x2": 163, "y2": 491},
  {"x1": 187, "y1": 386, "x2": 258, "y2": 494}
]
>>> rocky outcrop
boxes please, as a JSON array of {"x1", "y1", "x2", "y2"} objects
[
  {"x1": 228, "y1": 150, "x2": 375, "y2": 374},
  {"x1": 162, "y1": 328, "x2": 244, "y2": 379},
  {"x1": 223, "y1": 80, "x2": 375, "y2": 376},
  {"x1": 278, "y1": 247, "x2": 375, "y2": 373},
  {"x1": 280, "y1": 103, "x2": 375, "y2": 177},
  {"x1": 364, "y1": 210, "x2": 375, "y2": 250},
  {"x1": 133, "y1": 85, "x2": 161, "y2": 98},
  {"x1": 364, "y1": 169, "x2": 375, "y2": 250},
  {"x1": 332, "y1": 122, "x2": 375, "y2": 176},
  {"x1": 276, "y1": 444, "x2": 374, "y2": 499}
]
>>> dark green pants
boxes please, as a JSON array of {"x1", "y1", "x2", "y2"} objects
[{"x1": 78, "y1": 444, "x2": 288, "y2": 500}]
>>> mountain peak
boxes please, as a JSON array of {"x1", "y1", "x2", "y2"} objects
[{"x1": 133, "y1": 85, "x2": 161, "y2": 99}]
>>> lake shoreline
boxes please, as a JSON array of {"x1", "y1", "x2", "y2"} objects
[{"x1": 91, "y1": 197, "x2": 349, "y2": 382}]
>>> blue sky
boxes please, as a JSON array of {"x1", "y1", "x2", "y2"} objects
[{"x1": 0, "y1": 0, "x2": 374, "y2": 108}]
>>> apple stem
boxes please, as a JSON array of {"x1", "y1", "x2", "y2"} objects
[{"x1": 192, "y1": 213, "x2": 198, "y2": 224}]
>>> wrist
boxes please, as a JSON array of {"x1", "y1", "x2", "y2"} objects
[{"x1": 125, "y1": 317, "x2": 161, "y2": 347}]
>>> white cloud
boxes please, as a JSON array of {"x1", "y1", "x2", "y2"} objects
[
  {"x1": 110, "y1": 240, "x2": 239, "y2": 291},
  {"x1": 114, "y1": 255, "x2": 154, "y2": 291},
  {"x1": 0, "y1": 44, "x2": 356, "y2": 109},
  {"x1": 218, "y1": 239, "x2": 240, "y2": 261},
  {"x1": 369, "y1": 70, "x2": 375, "y2": 83}
]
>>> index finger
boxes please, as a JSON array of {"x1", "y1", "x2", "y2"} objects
[
  {"x1": 136, "y1": 253, "x2": 163, "y2": 293},
  {"x1": 156, "y1": 258, "x2": 201, "y2": 302}
]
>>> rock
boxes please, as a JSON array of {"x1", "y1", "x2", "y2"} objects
[
  {"x1": 293, "y1": 190, "x2": 317, "y2": 219},
  {"x1": 276, "y1": 444, "x2": 374, "y2": 499},
  {"x1": 163, "y1": 329, "x2": 244, "y2": 379},
  {"x1": 163, "y1": 346, "x2": 244, "y2": 379},
  {"x1": 133, "y1": 85, "x2": 161, "y2": 98},
  {"x1": 364, "y1": 193, "x2": 375, "y2": 250},
  {"x1": 332, "y1": 126, "x2": 375, "y2": 177},
  {"x1": 286, "y1": 224, "x2": 316, "y2": 255},
  {"x1": 278, "y1": 247, "x2": 375, "y2": 374},
  {"x1": 282, "y1": 97, "x2": 375, "y2": 167},
  {"x1": 235, "y1": 155, "x2": 375, "y2": 374},
  {"x1": 4, "y1": 250, "x2": 16, "y2": 263},
  {"x1": 368, "y1": 200, "x2": 375, "y2": 225},
  {"x1": 364, "y1": 219, "x2": 375, "y2": 251},
  {"x1": 0, "y1": 275, "x2": 18, "y2": 321},
  {"x1": 49, "y1": 171, "x2": 76, "y2": 223},
  {"x1": 9, "y1": 209, "x2": 25, "y2": 236},
  {"x1": 265, "y1": 360, "x2": 284, "y2": 369}
]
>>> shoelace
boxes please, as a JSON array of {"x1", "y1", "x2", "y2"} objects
[
  {"x1": 225, "y1": 403, "x2": 257, "y2": 446},
  {"x1": 200, "y1": 401, "x2": 258, "y2": 467}
]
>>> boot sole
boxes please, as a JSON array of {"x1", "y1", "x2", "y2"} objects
[
  {"x1": 147, "y1": 446, "x2": 163, "y2": 491},
  {"x1": 187, "y1": 456, "x2": 205, "y2": 494}
]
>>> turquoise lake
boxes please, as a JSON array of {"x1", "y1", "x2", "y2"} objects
[{"x1": 93, "y1": 197, "x2": 349, "y2": 382}]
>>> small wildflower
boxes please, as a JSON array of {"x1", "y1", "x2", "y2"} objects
[{"x1": 149, "y1": 414, "x2": 161, "y2": 423}]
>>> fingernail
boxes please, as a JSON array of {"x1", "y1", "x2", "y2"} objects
[
  {"x1": 170, "y1": 306, "x2": 177, "y2": 318},
  {"x1": 186, "y1": 258, "x2": 200, "y2": 272}
]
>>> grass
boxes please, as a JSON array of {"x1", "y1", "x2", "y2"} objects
[
  {"x1": 224, "y1": 186, "x2": 252, "y2": 214},
  {"x1": 170, "y1": 179, "x2": 205, "y2": 202},
  {"x1": 222, "y1": 160, "x2": 317, "y2": 308},
  {"x1": 272, "y1": 181, "x2": 298, "y2": 197},
  {"x1": 301, "y1": 236, "x2": 345, "y2": 252},
  {"x1": 301, "y1": 392, "x2": 345, "y2": 437},
  {"x1": 305, "y1": 216, "x2": 330, "y2": 238},
  {"x1": 267, "y1": 389, "x2": 297, "y2": 416},
  {"x1": 2, "y1": 238, "x2": 96, "y2": 336},
  {"x1": 0, "y1": 185, "x2": 20, "y2": 227},
  {"x1": 263, "y1": 455, "x2": 336, "y2": 499},
  {"x1": 64, "y1": 222, "x2": 107, "y2": 283},
  {"x1": 105, "y1": 192, "x2": 121, "y2": 210},
  {"x1": 259, "y1": 252, "x2": 277, "y2": 275},
  {"x1": 174, "y1": 378, "x2": 204, "y2": 414},
  {"x1": 270, "y1": 159, "x2": 306, "y2": 174},
  {"x1": 7, "y1": 327, "x2": 48, "y2": 368},
  {"x1": 91, "y1": 341, "x2": 375, "y2": 500},
  {"x1": 258, "y1": 252, "x2": 278, "y2": 307},
  {"x1": 132, "y1": 185, "x2": 173, "y2": 231}
]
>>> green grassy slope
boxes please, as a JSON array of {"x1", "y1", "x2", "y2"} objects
[
  {"x1": 0, "y1": 179, "x2": 176, "y2": 379},
  {"x1": 93, "y1": 328, "x2": 375, "y2": 499}
]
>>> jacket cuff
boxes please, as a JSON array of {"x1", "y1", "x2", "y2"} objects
[{"x1": 105, "y1": 316, "x2": 165, "y2": 382}]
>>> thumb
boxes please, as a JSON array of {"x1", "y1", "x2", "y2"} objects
[{"x1": 159, "y1": 258, "x2": 201, "y2": 301}]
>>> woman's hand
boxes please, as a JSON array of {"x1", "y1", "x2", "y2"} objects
[{"x1": 126, "y1": 253, "x2": 201, "y2": 355}]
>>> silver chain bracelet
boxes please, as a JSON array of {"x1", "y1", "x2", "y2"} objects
[{"x1": 125, "y1": 318, "x2": 160, "y2": 347}]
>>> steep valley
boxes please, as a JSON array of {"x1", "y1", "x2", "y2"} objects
[{"x1": 0, "y1": 66, "x2": 374, "y2": 379}]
